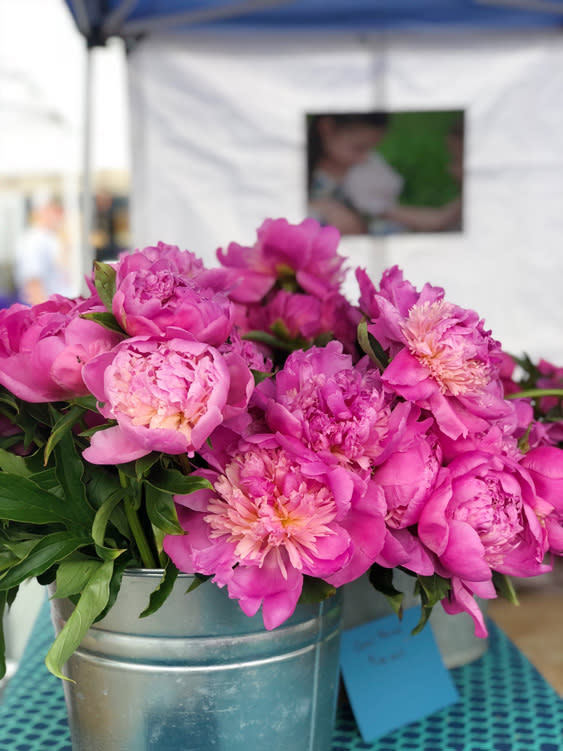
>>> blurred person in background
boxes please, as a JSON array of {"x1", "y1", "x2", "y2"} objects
[
  {"x1": 307, "y1": 112, "x2": 404, "y2": 235},
  {"x1": 14, "y1": 191, "x2": 71, "y2": 305}
]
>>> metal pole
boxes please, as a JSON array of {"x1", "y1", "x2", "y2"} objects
[{"x1": 81, "y1": 42, "x2": 94, "y2": 293}]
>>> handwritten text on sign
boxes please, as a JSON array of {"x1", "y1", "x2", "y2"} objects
[{"x1": 340, "y1": 606, "x2": 459, "y2": 742}]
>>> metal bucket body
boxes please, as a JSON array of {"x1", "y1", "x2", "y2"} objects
[
  {"x1": 342, "y1": 572, "x2": 488, "y2": 669},
  {"x1": 49, "y1": 570, "x2": 342, "y2": 751}
]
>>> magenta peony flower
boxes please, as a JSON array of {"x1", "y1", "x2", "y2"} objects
[
  {"x1": 216, "y1": 218, "x2": 345, "y2": 304},
  {"x1": 418, "y1": 452, "x2": 551, "y2": 582},
  {"x1": 119, "y1": 241, "x2": 205, "y2": 277},
  {"x1": 257, "y1": 341, "x2": 409, "y2": 472},
  {"x1": 441, "y1": 576, "x2": 497, "y2": 638},
  {"x1": 360, "y1": 266, "x2": 510, "y2": 439},
  {"x1": 498, "y1": 352, "x2": 523, "y2": 397},
  {"x1": 0, "y1": 296, "x2": 122, "y2": 403},
  {"x1": 535, "y1": 358, "x2": 563, "y2": 413},
  {"x1": 246, "y1": 289, "x2": 322, "y2": 341},
  {"x1": 165, "y1": 434, "x2": 386, "y2": 628},
  {"x1": 82, "y1": 335, "x2": 253, "y2": 464},
  {"x1": 521, "y1": 446, "x2": 563, "y2": 554},
  {"x1": 113, "y1": 244, "x2": 233, "y2": 345}
]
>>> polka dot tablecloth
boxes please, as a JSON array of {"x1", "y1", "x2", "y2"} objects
[{"x1": 0, "y1": 599, "x2": 561, "y2": 751}]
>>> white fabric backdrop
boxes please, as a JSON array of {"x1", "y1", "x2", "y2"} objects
[{"x1": 128, "y1": 30, "x2": 563, "y2": 362}]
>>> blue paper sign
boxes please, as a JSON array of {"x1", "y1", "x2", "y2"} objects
[{"x1": 340, "y1": 606, "x2": 460, "y2": 742}]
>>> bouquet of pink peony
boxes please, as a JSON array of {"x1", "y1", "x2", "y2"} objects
[{"x1": 0, "y1": 217, "x2": 561, "y2": 679}]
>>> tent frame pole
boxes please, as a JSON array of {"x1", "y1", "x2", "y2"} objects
[{"x1": 81, "y1": 42, "x2": 94, "y2": 292}]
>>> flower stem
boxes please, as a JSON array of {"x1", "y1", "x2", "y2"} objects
[
  {"x1": 507, "y1": 388, "x2": 563, "y2": 400},
  {"x1": 122, "y1": 494, "x2": 158, "y2": 570}
]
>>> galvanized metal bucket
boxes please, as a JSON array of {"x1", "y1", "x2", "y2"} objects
[
  {"x1": 342, "y1": 572, "x2": 488, "y2": 669},
  {"x1": 49, "y1": 570, "x2": 342, "y2": 751}
]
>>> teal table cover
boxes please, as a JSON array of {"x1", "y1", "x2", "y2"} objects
[{"x1": 0, "y1": 598, "x2": 562, "y2": 751}]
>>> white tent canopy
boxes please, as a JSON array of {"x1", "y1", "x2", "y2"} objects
[{"x1": 63, "y1": 0, "x2": 563, "y2": 361}]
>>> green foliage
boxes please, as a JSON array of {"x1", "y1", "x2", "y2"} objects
[
  {"x1": 413, "y1": 574, "x2": 451, "y2": 635},
  {"x1": 378, "y1": 110, "x2": 462, "y2": 206},
  {"x1": 357, "y1": 321, "x2": 389, "y2": 371},
  {"x1": 492, "y1": 571, "x2": 519, "y2": 606},
  {"x1": 93, "y1": 261, "x2": 117, "y2": 313},
  {"x1": 368, "y1": 564, "x2": 405, "y2": 617},
  {"x1": 0, "y1": 391, "x2": 212, "y2": 678},
  {"x1": 299, "y1": 576, "x2": 336, "y2": 604},
  {"x1": 140, "y1": 560, "x2": 179, "y2": 618},
  {"x1": 45, "y1": 559, "x2": 114, "y2": 680}
]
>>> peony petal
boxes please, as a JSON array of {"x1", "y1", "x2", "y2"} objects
[{"x1": 83, "y1": 425, "x2": 148, "y2": 464}]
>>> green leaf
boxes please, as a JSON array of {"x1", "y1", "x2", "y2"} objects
[
  {"x1": 52, "y1": 558, "x2": 104, "y2": 600},
  {"x1": 30, "y1": 468, "x2": 64, "y2": 496},
  {"x1": 45, "y1": 559, "x2": 114, "y2": 680},
  {"x1": 251, "y1": 369, "x2": 273, "y2": 385},
  {"x1": 0, "y1": 591, "x2": 7, "y2": 679},
  {"x1": 357, "y1": 320, "x2": 389, "y2": 371},
  {"x1": 368, "y1": 564, "x2": 405, "y2": 617},
  {"x1": 80, "y1": 311, "x2": 124, "y2": 335},
  {"x1": 186, "y1": 573, "x2": 211, "y2": 593},
  {"x1": 44, "y1": 405, "x2": 86, "y2": 465},
  {"x1": 140, "y1": 560, "x2": 179, "y2": 618},
  {"x1": 0, "y1": 532, "x2": 91, "y2": 590},
  {"x1": 145, "y1": 484, "x2": 183, "y2": 535},
  {"x1": 298, "y1": 576, "x2": 336, "y2": 605},
  {"x1": 91, "y1": 490, "x2": 127, "y2": 561},
  {"x1": 147, "y1": 468, "x2": 212, "y2": 496},
  {"x1": 52, "y1": 425, "x2": 95, "y2": 527},
  {"x1": 412, "y1": 574, "x2": 451, "y2": 635},
  {"x1": 492, "y1": 571, "x2": 519, "y2": 606},
  {"x1": 70, "y1": 395, "x2": 99, "y2": 412},
  {"x1": 93, "y1": 261, "x2": 117, "y2": 313},
  {"x1": 95, "y1": 555, "x2": 131, "y2": 622},
  {"x1": 242, "y1": 330, "x2": 297, "y2": 352},
  {"x1": 0, "y1": 448, "x2": 31, "y2": 477},
  {"x1": 0, "y1": 389, "x2": 19, "y2": 413},
  {"x1": 135, "y1": 454, "x2": 160, "y2": 482},
  {"x1": 0, "y1": 538, "x2": 40, "y2": 572},
  {"x1": 0, "y1": 473, "x2": 85, "y2": 525}
]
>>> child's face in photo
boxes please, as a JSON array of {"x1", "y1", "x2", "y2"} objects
[{"x1": 320, "y1": 119, "x2": 384, "y2": 171}]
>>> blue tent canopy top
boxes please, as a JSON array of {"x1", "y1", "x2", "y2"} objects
[{"x1": 65, "y1": 0, "x2": 563, "y2": 44}]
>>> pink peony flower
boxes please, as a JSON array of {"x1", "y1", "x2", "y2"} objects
[
  {"x1": 498, "y1": 352, "x2": 523, "y2": 397},
  {"x1": 418, "y1": 453, "x2": 551, "y2": 582},
  {"x1": 82, "y1": 335, "x2": 253, "y2": 464},
  {"x1": 216, "y1": 218, "x2": 345, "y2": 303},
  {"x1": 521, "y1": 446, "x2": 563, "y2": 554},
  {"x1": 441, "y1": 576, "x2": 497, "y2": 638},
  {"x1": 535, "y1": 358, "x2": 563, "y2": 414},
  {"x1": 0, "y1": 296, "x2": 122, "y2": 403},
  {"x1": 257, "y1": 341, "x2": 409, "y2": 473},
  {"x1": 360, "y1": 266, "x2": 511, "y2": 439},
  {"x1": 165, "y1": 434, "x2": 386, "y2": 628},
  {"x1": 246, "y1": 290, "x2": 322, "y2": 341},
  {"x1": 113, "y1": 244, "x2": 233, "y2": 345}
]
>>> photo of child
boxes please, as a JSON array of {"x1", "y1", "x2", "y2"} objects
[{"x1": 306, "y1": 110, "x2": 464, "y2": 236}]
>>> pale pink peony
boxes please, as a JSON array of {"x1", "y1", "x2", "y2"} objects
[
  {"x1": 0, "y1": 296, "x2": 122, "y2": 403},
  {"x1": 165, "y1": 434, "x2": 386, "y2": 628},
  {"x1": 82, "y1": 335, "x2": 253, "y2": 464},
  {"x1": 216, "y1": 218, "x2": 345, "y2": 304},
  {"x1": 113, "y1": 244, "x2": 233, "y2": 345}
]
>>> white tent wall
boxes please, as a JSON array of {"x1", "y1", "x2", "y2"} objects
[{"x1": 128, "y1": 29, "x2": 563, "y2": 362}]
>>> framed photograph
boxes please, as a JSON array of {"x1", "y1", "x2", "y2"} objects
[{"x1": 306, "y1": 110, "x2": 464, "y2": 236}]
